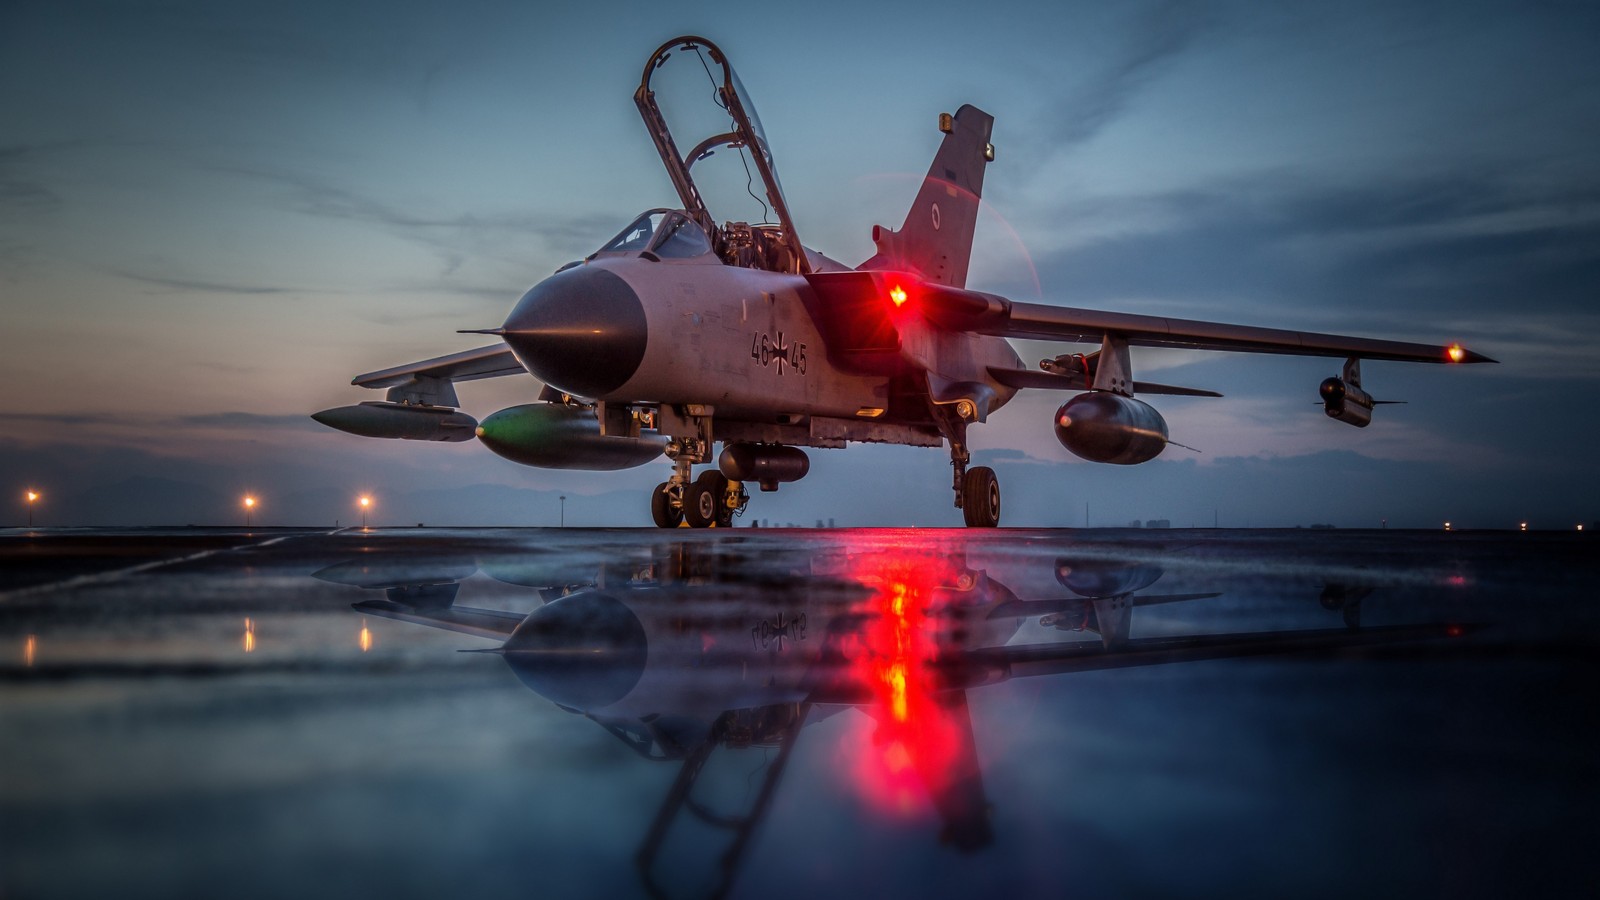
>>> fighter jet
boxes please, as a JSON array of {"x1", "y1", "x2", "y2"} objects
[{"x1": 312, "y1": 35, "x2": 1494, "y2": 528}]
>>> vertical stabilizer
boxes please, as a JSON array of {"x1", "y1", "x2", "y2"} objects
[{"x1": 860, "y1": 105, "x2": 995, "y2": 288}]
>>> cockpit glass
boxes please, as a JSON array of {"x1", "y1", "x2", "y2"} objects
[
  {"x1": 599, "y1": 211, "x2": 666, "y2": 254},
  {"x1": 648, "y1": 214, "x2": 713, "y2": 259},
  {"x1": 728, "y1": 68, "x2": 785, "y2": 197}
]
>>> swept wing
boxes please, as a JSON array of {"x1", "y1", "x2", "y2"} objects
[{"x1": 351, "y1": 344, "x2": 526, "y2": 389}]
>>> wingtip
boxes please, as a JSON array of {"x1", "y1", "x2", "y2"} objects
[
  {"x1": 457, "y1": 328, "x2": 506, "y2": 336},
  {"x1": 1447, "y1": 343, "x2": 1496, "y2": 364}
]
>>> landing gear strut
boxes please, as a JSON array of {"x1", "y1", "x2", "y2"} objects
[{"x1": 937, "y1": 403, "x2": 1000, "y2": 528}]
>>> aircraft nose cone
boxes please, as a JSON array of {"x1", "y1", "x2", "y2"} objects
[{"x1": 502, "y1": 266, "x2": 648, "y2": 398}]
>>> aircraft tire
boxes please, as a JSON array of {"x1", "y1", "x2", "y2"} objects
[
  {"x1": 961, "y1": 466, "x2": 1000, "y2": 528},
  {"x1": 651, "y1": 481, "x2": 682, "y2": 528},
  {"x1": 685, "y1": 471, "x2": 729, "y2": 528}
]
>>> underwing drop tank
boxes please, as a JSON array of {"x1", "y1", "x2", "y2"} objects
[
  {"x1": 310, "y1": 402, "x2": 478, "y2": 442},
  {"x1": 1054, "y1": 392, "x2": 1169, "y2": 465},
  {"x1": 476, "y1": 404, "x2": 667, "y2": 470}
]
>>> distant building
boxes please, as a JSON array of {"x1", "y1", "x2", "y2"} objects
[{"x1": 1145, "y1": 519, "x2": 1170, "y2": 529}]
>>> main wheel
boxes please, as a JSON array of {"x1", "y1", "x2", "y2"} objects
[
  {"x1": 650, "y1": 481, "x2": 682, "y2": 528},
  {"x1": 685, "y1": 470, "x2": 729, "y2": 528},
  {"x1": 961, "y1": 466, "x2": 1000, "y2": 528}
]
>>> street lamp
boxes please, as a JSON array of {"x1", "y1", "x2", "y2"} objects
[
  {"x1": 243, "y1": 495, "x2": 257, "y2": 529},
  {"x1": 25, "y1": 490, "x2": 39, "y2": 528},
  {"x1": 359, "y1": 495, "x2": 372, "y2": 528}
]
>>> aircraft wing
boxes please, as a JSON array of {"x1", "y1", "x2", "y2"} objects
[
  {"x1": 976, "y1": 622, "x2": 1478, "y2": 681},
  {"x1": 352, "y1": 344, "x2": 525, "y2": 389},
  {"x1": 982, "y1": 298, "x2": 1495, "y2": 364},
  {"x1": 353, "y1": 598, "x2": 525, "y2": 640}
]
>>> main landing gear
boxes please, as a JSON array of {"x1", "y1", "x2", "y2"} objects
[
  {"x1": 651, "y1": 459, "x2": 747, "y2": 529},
  {"x1": 939, "y1": 403, "x2": 1001, "y2": 528},
  {"x1": 960, "y1": 464, "x2": 1000, "y2": 528}
]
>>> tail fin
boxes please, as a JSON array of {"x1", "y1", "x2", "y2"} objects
[{"x1": 860, "y1": 104, "x2": 995, "y2": 288}]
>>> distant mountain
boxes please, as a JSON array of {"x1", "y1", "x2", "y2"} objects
[
  {"x1": 56, "y1": 475, "x2": 231, "y2": 526},
  {"x1": 260, "y1": 482, "x2": 652, "y2": 528}
]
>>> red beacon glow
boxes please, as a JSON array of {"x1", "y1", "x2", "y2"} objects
[
  {"x1": 1447, "y1": 344, "x2": 1466, "y2": 363},
  {"x1": 889, "y1": 284, "x2": 908, "y2": 307}
]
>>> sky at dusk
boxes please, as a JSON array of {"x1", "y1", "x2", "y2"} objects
[{"x1": 3, "y1": 0, "x2": 1597, "y2": 528}]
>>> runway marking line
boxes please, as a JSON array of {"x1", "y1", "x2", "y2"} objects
[{"x1": 0, "y1": 530, "x2": 341, "y2": 603}]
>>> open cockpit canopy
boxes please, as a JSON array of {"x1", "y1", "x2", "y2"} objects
[{"x1": 634, "y1": 35, "x2": 809, "y2": 274}]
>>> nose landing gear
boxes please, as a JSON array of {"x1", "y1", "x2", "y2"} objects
[{"x1": 650, "y1": 468, "x2": 746, "y2": 529}]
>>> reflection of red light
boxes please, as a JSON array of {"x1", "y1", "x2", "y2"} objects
[
  {"x1": 1446, "y1": 625, "x2": 1464, "y2": 638},
  {"x1": 1446, "y1": 575, "x2": 1467, "y2": 587},
  {"x1": 839, "y1": 556, "x2": 966, "y2": 816}
]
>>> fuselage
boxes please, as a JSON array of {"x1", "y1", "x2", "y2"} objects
[{"x1": 500, "y1": 248, "x2": 1025, "y2": 438}]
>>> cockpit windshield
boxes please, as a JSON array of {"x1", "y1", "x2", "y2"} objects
[
  {"x1": 599, "y1": 211, "x2": 668, "y2": 254},
  {"x1": 635, "y1": 36, "x2": 809, "y2": 274},
  {"x1": 595, "y1": 209, "x2": 714, "y2": 260},
  {"x1": 649, "y1": 213, "x2": 713, "y2": 258}
]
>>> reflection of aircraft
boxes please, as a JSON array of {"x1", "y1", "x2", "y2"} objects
[
  {"x1": 311, "y1": 35, "x2": 1493, "y2": 528},
  {"x1": 316, "y1": 541, "x2": 1467, "y2": 899}
]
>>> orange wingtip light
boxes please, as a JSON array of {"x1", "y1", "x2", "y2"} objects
[
  {"x1": 889, "y1": 284, "x2": 907, "y2": 307},
  {"x1": 1447, "y1": 344, "x2": 1466, "y2": 363}
]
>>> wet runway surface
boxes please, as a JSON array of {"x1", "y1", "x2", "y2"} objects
[{"x1": 2, "y1": 526, "x2": 1596, "y2": 898}]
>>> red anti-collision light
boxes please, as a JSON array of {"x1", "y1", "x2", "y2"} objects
[
  {"x1": 889, "y1": 284, "x2": 908, "y2": 307},
  {"x1": 1446, "y1": 344, "x2": 1466, "y2": 363}
]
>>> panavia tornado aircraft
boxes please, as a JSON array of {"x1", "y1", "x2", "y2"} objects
[{"x1": 313, "y1": 35, "x2": 1494, "y2": 527}]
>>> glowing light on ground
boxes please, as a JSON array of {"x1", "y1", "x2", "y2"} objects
[
  {"x1": 24, "y1": 635, "x2": 36, "y2": 667},
  {"x1": 243, "y1": 617, "x2": 255, "y2": 653},
  {"x1": 359, "y1": 621, "x2": 373, "y2": 652}
]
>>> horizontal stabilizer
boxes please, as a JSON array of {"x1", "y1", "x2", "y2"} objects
[{"x1": 987, "y1": 366, "x2": 1222, "y2": 397}]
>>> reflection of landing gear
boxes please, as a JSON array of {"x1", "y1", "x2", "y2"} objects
[
  {"x1": 961, "y1": 466, "x2": 1000, "y2": 528},
  {"x1": 650, "y1": 481, "x2": 683, "y2": 528}
]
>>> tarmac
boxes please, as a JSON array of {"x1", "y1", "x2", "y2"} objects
[{"x1": 1, "y1": 526, "x2": 1596, "y2": 899}]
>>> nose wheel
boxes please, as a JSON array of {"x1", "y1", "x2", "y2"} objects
[
  {"x1": 650, "y1": 481, "x2": 683, "y2": 528},
  {"x1": 649, "y1": 471, "x2": 746, "y2": 528}
]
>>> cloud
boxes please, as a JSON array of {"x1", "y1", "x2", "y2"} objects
[
  {"x1": 108, "y1": 270, "x2": 302, "y2": 295},
  {"x1": 0, "y1": 179, "x2": 62, "y2": 211},
  {"x1": 176, "y1": 412, "x2": 326, "y2": 431},
  {"x1": 1028, "y1": 171, "x2": 1600, "y2": 344},
  {"x1": 211, "y1": 163, "x2": 617, "y2": 261},
  {"x1": 1039, "y1": 2, "x2": 1219, "y2": 151},
  {"x1": 0, "y1": 141, "x2": 91, "y2": 217}
]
